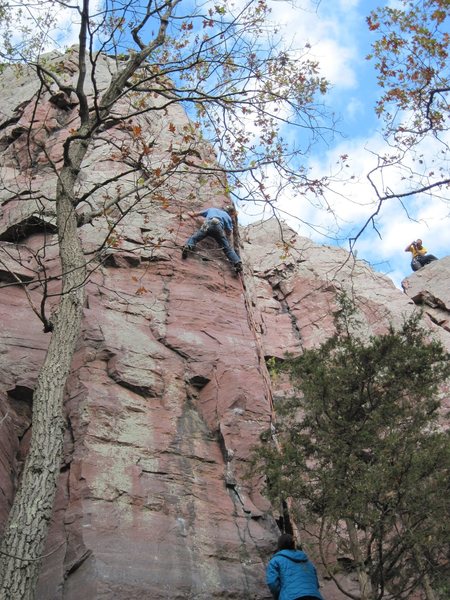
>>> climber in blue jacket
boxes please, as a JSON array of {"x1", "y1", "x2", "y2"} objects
[
  {"x1": 266, "y1": 533, "x2": 324, "y2": 600},
  {"x1": 182, "y1": 205, "x2": 242, "y2": 273}
]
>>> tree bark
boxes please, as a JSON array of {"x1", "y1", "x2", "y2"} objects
[
  {"x1": 0, "y1": 165, "x2": 86, "y2": 599},
  {"x1": 346, "y1": 519, "x2": 374, "y2": 600}
]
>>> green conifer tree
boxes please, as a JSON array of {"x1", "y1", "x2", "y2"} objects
[{"x1": 258, "y1": 306, "x2": 450, "y2": 600}]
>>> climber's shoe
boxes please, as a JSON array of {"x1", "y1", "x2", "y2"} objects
[
  {"x1": 234, "y1": 262, "x2": 243, "y2": 274},
  {"x1": 182, "y1": 245, "x2": 193, "y2": 259}
]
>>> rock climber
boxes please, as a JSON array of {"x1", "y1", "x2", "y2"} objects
[
  {"x1": 182, "y1": 205, "x2": 242, "y2": 273},
  {"x1": 266, "y1": 533, "x2": 324, "y2": 600},
  {"x1": 404, "y1": 239, "x2": 438, "y2": 272}
]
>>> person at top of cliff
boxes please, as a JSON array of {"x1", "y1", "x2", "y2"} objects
[
  {"x1": 404, "y1": 239, "x2": 438, "y2": 272},
  {"x1": 182, "y1": 205, "x2": 242, "y2": 273},
  {"x1": 266, "y1": 533, "x2": 324, "y2": 600}
]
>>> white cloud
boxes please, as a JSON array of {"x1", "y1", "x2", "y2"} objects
[
  {"x1": 264, "y1": 0, "x2": 362, "y2": 89},
  {"x1": 339, "y1": 0, "x2": 360, "y2": 8},
  {"x1": 4, "y1": 0, "x2": 104, "y2": 57},
  {"x1": 239, "y1": 115, "x2": 450, "y2": 288},
  {"x1": 345, "y1": 97, "x2": 365, "y2": 120},
  {"x1": 311, "y1": 132, "x2": 450, "y2": 286},
  {"x1": 310, "y1": 40, "x2": 358, "y2": 89}
]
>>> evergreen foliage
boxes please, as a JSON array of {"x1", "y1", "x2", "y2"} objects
[{"x1": 257, "y1": 305, "x2": 450, "y2": 599}]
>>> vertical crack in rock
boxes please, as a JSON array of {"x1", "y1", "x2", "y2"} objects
[
  {"x1": 217, "y1": 416, "x2": 275, "y2": 600},
  {"x1": 168, "y1": 399, "x2": 225, "y2": 597},
  {"x1": 239, "y1": 275, "x2": 275, "y2": 415},
  {"x1": 269, "y1": 276, "x2": 303, "y2": 345},
  {"x1": 236, "y1": 267, "x2": 299, "y2": 541}
]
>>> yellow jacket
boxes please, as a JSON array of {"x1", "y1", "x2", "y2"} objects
[{"x1": 408, "y1": 244, "x2": 427, "y2": 258}]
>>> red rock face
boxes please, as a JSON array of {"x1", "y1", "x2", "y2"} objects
[{"x1": 0, "y1": 51, "x2": 449, "y2": 599}]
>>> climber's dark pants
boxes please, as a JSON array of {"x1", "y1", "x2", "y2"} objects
[
  {"x1": 185, "y1": 220, "x2": 241, "y2": 265},
  {"x1": 411, "y1": 254, "x2": 438, "y2": 271}
]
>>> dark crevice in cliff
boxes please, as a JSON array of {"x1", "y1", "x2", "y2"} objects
[
  {"x1": 217, "y1": 426, "x2": 244, "y2": 504},
  {"x1": 270, "y1": 278, "x2": 303, "y2": 345},
  {"x1": 0, "y1": 115, "x2": 21, "y2": 132},
  {"x1": 0, "y1": 265, "x2": 35, "y2": 285},
  {"x1": 188, "y1": 374, "x2": 210, "y2": 388},
  {"x1": 238, "y1": 273, "x2": 276, "y2": 412},
  {"x1": 427, "y1": 311, "x2": 450, "y2": 333},
  {"x1": 5, "y1": 386, "x2": 34, "y2": 495},
  {"x1": 157, "y1": 338, "x2": 190, "y2": 359},
  {"x1": 106, "y1": 375, "x2": 160, "y2": 397},
  {"x1": 101, "y1": 250, "x2": 141, "y2": 268},
  {"x1": 0, "y1": 215, "x2": 57, "y2": 243},
  {"x1": 7, "y1": 386, "x2": 33, "y2": 441},
  {"x1": 0, "y1": 125, "x2": 29, "y2": 151},
  {"x1": 216, "y1": 416, "x2": 263, "y2": 521},
  {"x1": 410, "y1": 289, "x2": 447, "y2": 310},
  {"x1": 239, "y1": 264, "x2": 303, "y2": 540},
  {"x1": 64, "y1": 549, "x2": 93, "y2": 578},
  {"x1": 63, "y1": 415, "x2": 76, "y2": 468},
  {"x1": 407, "y1": 288, "x2": 450, "y2": 333}
]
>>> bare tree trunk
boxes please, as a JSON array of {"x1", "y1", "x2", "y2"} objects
[
  {"x1": 0, "y1": 170, "x2": 86, "y2": 599},
  {"x1": 346, "y1": 519, "x2": 374, "y2": 600}
]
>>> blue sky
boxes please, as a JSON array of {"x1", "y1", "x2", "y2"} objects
[
  {"x1": 235, "y1": 0, "x2": 450, "y2": 289},
  {"x1": 5, "y1": 0, "x2": 447, "y2": 288}
]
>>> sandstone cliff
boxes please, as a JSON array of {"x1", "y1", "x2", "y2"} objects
[{"x1": 0, "y1": 50, "x2": 449, "y2": 599}]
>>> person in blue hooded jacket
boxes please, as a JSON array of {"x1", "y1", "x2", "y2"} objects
[{"x1": 266, "y1": 533, "x2": 324, "y2": 600}]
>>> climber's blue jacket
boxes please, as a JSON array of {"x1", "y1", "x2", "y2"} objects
[
  {"x1": 199, "y1": 207, "x2": 233, "y2": 233},
  {"x1": 266, "y1": 549, "x2": 324, "y2": 600}
]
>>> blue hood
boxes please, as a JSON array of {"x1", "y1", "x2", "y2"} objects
[{"x1": 275, "y1": 549, "x2": 309, "y2": 563}]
